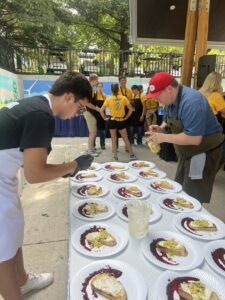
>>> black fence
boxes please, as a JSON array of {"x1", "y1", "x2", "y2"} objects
[{"x1": 1, "y1": 44, "x2": 225, "y2": 78}]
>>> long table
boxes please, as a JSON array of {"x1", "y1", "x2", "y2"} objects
[{"x1": 68, "y1": 162, "x2": 225, "y2": 300}]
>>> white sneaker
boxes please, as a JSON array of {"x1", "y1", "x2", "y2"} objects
[
  {"x1": 21, "y1": 272, "x2": 53, "y2": 295},
  {"x1": 86, "y1": 150, "x2": 98, "y2": 157}
]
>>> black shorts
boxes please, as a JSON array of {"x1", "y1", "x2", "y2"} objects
[{"x1": 108, "y1": 119, "x2": 127, "y2": 130}]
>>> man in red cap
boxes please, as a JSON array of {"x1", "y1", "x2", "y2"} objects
[{"x1": 146, "y1": 72, "x2": 224, "y2": 203}]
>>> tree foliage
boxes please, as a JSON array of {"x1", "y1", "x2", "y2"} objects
[
  {"x1": 0, "y1": 0, "x2": 74, "y2": 47},
  {"x1": 67, "y1": 0, "x2": 130, "y2": 51}
]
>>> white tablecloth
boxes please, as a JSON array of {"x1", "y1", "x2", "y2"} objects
[{"x1": 68, "y1": 164, "x2": 225, "y2": 300}]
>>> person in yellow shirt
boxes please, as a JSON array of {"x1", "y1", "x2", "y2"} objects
[
  {"x1": 100, "y1": 83, "x2": 137, "y2": 161},
  {"x1": 94, "y1": 82, "x2": 107, "y2": 149},
  {"x1": 199, "y1": 71, "x2": 225, "y2": 170},
  {"x1": 129, "y1": 85, "x2": 146, "y2": 145},
  {"x1": 118, "y1": 75, "x2": 133, "y2": 101},
  {"x1": 145, "y1": 85, "x2": 159, "y2": 126}
]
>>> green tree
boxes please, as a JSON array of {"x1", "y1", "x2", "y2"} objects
[
  {"x1": 68, "y1": 0, "x2": 130, "y2": 51},
  {"x1": 0, "y1": 0, "x2": 73, "y2": 47}
]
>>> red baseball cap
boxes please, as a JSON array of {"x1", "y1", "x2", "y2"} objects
[{"x1": 147, "y1": 72, "x2": 174, "y2": 98}]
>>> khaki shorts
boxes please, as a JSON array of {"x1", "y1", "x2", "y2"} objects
[{"x1": 83, "y1": 111, "x2": 97, "y2": 133}]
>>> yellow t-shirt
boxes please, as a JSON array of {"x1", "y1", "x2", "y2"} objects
[
  {"x1": 145, "y1": 97, "x2": 159, "y2": 110},
  {"x1": 206, "y1": 92, "x2": 225, "y2": 116},
  {"x1": 103, "y1": 95, "x2": 129, "y2": 119},
  {"x1": 96, "y1": 91, "x2": 106, "y2": 101},
  {"x1": 118, "y1": 86, "x2": 133, "y2": 101}
]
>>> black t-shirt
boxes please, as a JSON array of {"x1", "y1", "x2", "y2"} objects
[{"x1": 0, "y1": 96, "x2": 55, "y2": 152}]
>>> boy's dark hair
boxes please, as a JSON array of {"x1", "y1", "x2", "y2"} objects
[
  {"x1": 131, "y1": 85, "x2": 139, "y2": 91},
  {"x1": 170, "y1": 78, "x2": 179, "y2": 88},
  {"x1": 49, "y1": 71, "x2": 92, "y2": 101},
  {"x1": 138, "y1": 85, "x2": 143, "y2": 91},
  {"x1": 111, "y1": 83, "x2": 119, "y2": 95}
]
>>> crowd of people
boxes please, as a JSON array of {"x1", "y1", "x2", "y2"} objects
[{"x1": 0, "y1": 69, "x2": 224, "y2": 299}]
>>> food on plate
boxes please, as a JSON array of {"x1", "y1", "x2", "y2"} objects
[
  {"x1": 211, "y1": 248, "x2": 225, "y2": 271},
  {"x1": 153, "y1": 180, "x2": 173, "y2": 190},
  {"x1": 156, "y1": 239, "x2": 188, "y2": 257},
  {"x1": 87, "y1": 186, "x2": 103, "y2": 196},
  {"x1": 167, "y1": 277, "x2": 219, "y2": 300},
  {"x1": 86, "y1": 229, "x2": 117, "y2": 248},
  {"x1": 132, "y1": 161, "x2": 150, "y2": 168},
  {"x1": 111, "y1": 172, "x2": 129, "y2": 181},
  {"x1": 175, "y1": 197, "x2": 194, "y2": 209},
  {"x1": 189, "y1": 219, "x2": 217, "y2": 232},
  {"x1": 78, "y1": 202, "x2": 108, "y2": 218},
  {"x1": 139, "y1": 168, "x2": 158, "y2": 177},
  {"x1": 88, "y1": 165, "x2": 96, "y2": 170},
  {"x1": 163, "y1": 196, "x2": 194, "y2": 210},
  {"x1": 148, "y1": 142, "x2": 161, "y2": 154},
  {"x1": 91, "y1": 273, "x2": 127, "y2": 300},
  {"x1": 105, "y1": 164, "x2": 125, "y2": 170},
  {"x1": 75, "y1": 173, "x2": 97, "y2": 180},
  {"x1": 178, "y1": 280, "x2": 219, "y2": 300},
  {"x1": 118, "y1": 186, "x2": 142, "y2": 198}
]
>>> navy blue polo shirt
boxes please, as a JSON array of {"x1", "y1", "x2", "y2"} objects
[{"x1": 164, "y1": 86, "x2": 222, "y2": 136}]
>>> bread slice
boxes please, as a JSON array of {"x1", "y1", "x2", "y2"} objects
[
  {"x1": 156, "y1": 239, "x2": 188, "y2": 257},
  {"x1": 86, "y1": 230, "x2": 117, "y2": 248},
  {"x1": 80, "y1": 173, "x2": 97, "y2": 178},
  {"x1": 178, "y1": 280, "x2": 219, "y2": 300},
  {"x1": 189, "y1": 219, "x2": 217, "y2": 232},
  {"x1": 175, "y1": 197, "x2": 194, "y2": 209},
  {"x1": 85, "y1": 203, "x2": 108, "y2": 216},
  {"x1": 91, "y1": 273, "x2": 127, "y2": 300}
]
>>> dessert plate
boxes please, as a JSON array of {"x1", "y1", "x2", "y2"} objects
[
  {"x1": 72, "y1": 199, "x2": 115, "y2": 221},
  {"x1": 141, "y1": 230, "x2": 203, "y2": 271},
  {"x1": 128, "y1": 160, "x2": 155, "y2": 169},
  {"x1": 148, "y1": 178, "x2": 182, "y2": 194},
  {"x1": 71, "y1": 222, "x2": 128, "y2": 258},
  {"x1": 154, "y1": 269, "x2": 225, "y2": 300},
  {"x1": 158, "y1": 193, "x2": 201, "y2": 213},
  {"x1": 116, "y1": 201, "x2": 162, "y2": 224},
  {"x1": 204, "y1": 240, "x2": 225, "y2": 277},
  {"x1": 71, "y1": 171, "x2": 103, "y2": 183},
  {"x1": 106, "y1": 171, "x2": 137, "y2": 183},
  {"x1": 71, "y1": 183, "x2": 109, "y2": 198},
  {"x1": 174, "y1": 212, "x2": 225, "y2": 240},
  {"x1": 137, "y1": 168, "x2": 166, "y2": 180},
  {"x1": 102, "y1": 162, "x2": 128, "y2": 171},
  {"x1": 70, "y1": 259, "x2": 148, "y2": 300},
  {"x1": 113, "y1": 184, "x2": 150, "y2": 200}
]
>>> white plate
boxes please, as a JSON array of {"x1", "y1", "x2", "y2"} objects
[
  {"x1": 70, "y1": 259, "x2": 148, "y2": 300},
  {"x1": 87, "y1": 162, "x2": 101, "y2": 171},
  {"x1": 71, "y1": 171, "x2": 103, "y2": 183},
  {"x1": 204, "y1": 240, "x2": 225, "y2": 277},
  {"x1": 148, "y1": 178, "x2": 182, "y2": 194},
  {"x1": 128, "y1": 160, "x2": 156, "y2": 169},
  {"x1": 71, "y1": 183, "x2": 109, "y2": 198},
  {"x1": 141, "y1": 230, "x2": 203, "y2": 271},
  {"x1": 116, "y1": 201, "x2": 162, "y2": 224},
  {"x1": 71, "y1": 222, "x2": 128, "y2": 258},
  {"x1": 137, "y1": 168, "x2": 166, "y2": 180},
  {"x1": 158, "y1": 193, "x2": 201, "y2": 213},
  {"x1": 154, "y1": 269, "x2": 225, "y2": 300},
  {"x1": 72, "y1": 199, "x2": 115, "y2": 221},
  {"x1": 102, "y1": 161, "x2": 128, "y2": 171},
  {"x1": 113, "y1": 184, "x2": 151, "y2": 200},
  {"x1": 174, "y1": 212, "x2": 225, "y2": 240},
  {"x1": 106, "y1": 171, "x2": 137, "y2": 183}
]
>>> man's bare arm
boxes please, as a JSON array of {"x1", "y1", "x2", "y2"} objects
[{"x1": 23, "y1": 148, "x2": 77, "y2": 183}]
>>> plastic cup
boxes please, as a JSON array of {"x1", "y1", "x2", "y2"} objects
[{"x1": 127, "y1": 200, "x2": 152, "y2": 239}]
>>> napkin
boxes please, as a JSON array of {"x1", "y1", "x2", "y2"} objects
[{"x1": 189, "y1": 153, "x2": 206, "y2": 180}]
